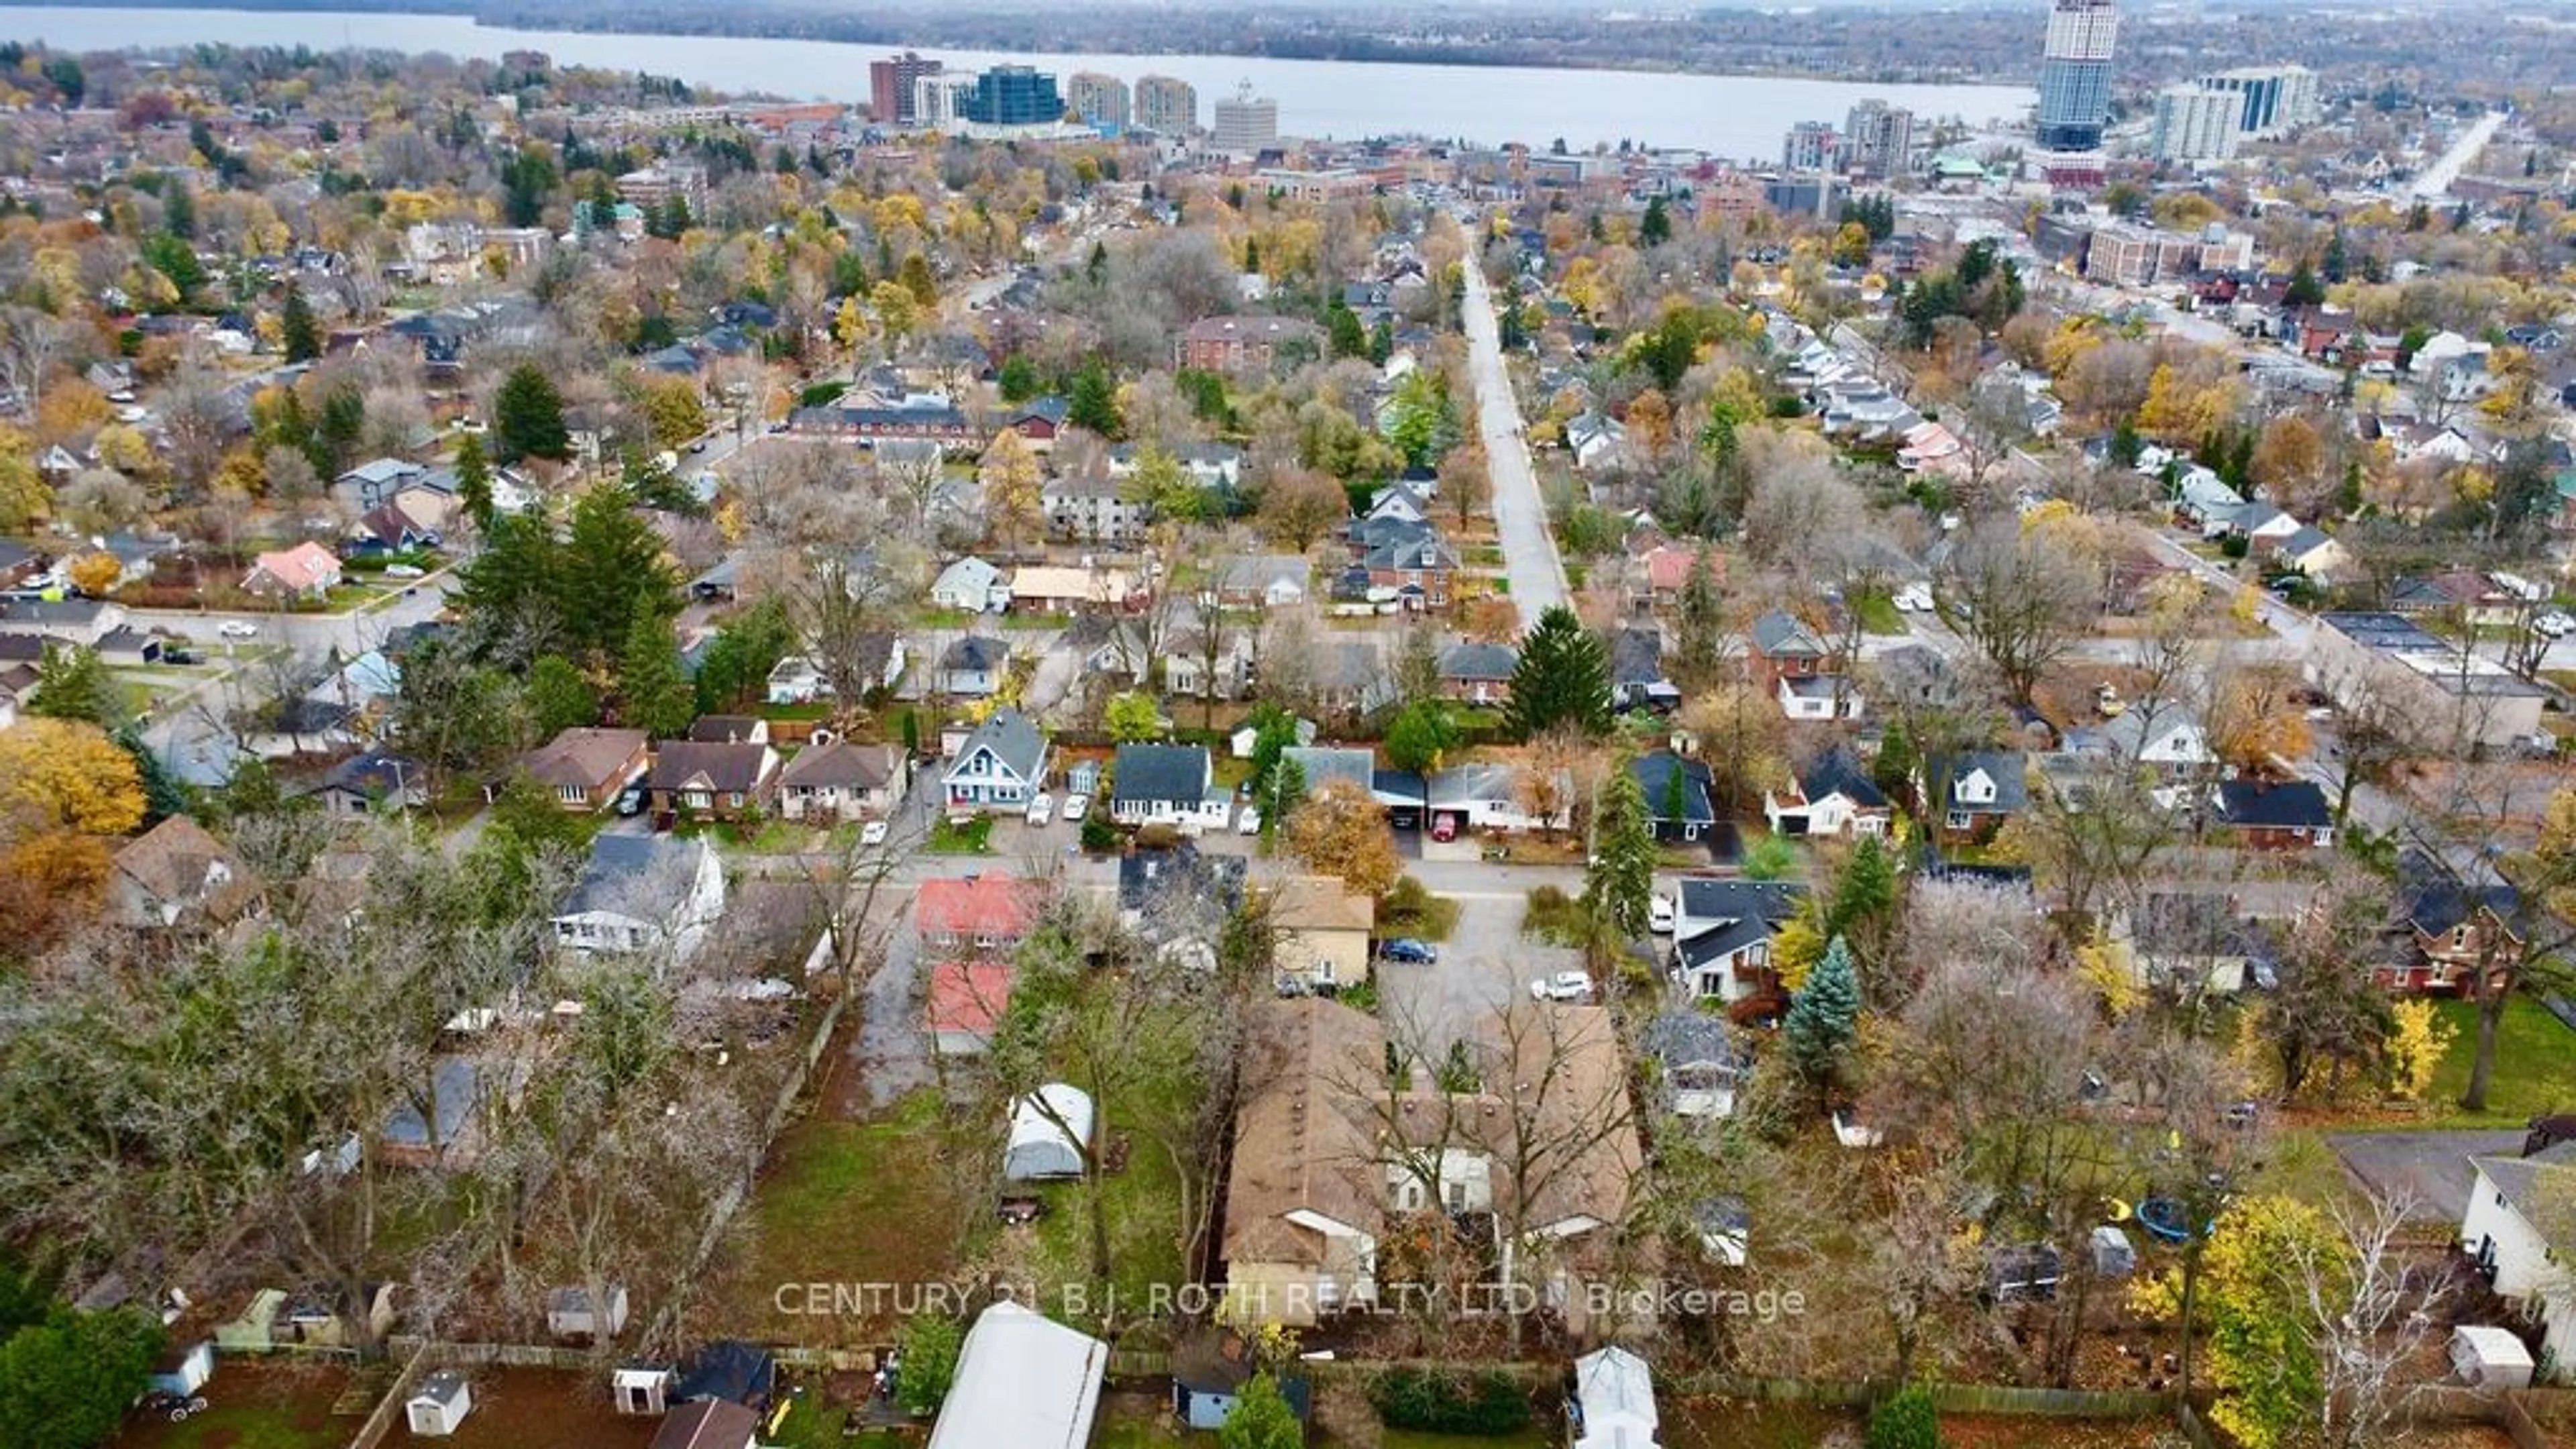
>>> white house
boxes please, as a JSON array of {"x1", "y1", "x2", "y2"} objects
[
  {"x1": 1566, "y1": 412, "x2": 1628, "y2": 471},
  {"x1": 551, "y1": 835, "x2": 726, "y2": 968},
  {"x1": 2087, "y1": 708, "x2": 2216, "y2": 769},
  {"x1": 1672, "y1": 879, "x2": 1808, "y2": 1002},
  {"x1": 2461, "y1": 1144, "x2": 2576, "y2": 1378},
  {"x1": 936, "y1": 635, "x2": 1011, "y2": 697},
  {"x1": 1109, "y1": 744, "x2": 1228, "y2": 828},
  {"x1": 943, "y1": 708, "x2": 1051, "y2": 811},
  {"x1": 1424, "y1": 762, "x2": 1556, "y2": 835},
  {"x1": 930, "y1": 556, "x2": 1009, "y2": 612},
  {"x1": 1776, "y1": 673, "x2": 1863, "y2": 721},
  {"x1": 1762, "y1": 750, "x2": 1891, "y2": 839}
]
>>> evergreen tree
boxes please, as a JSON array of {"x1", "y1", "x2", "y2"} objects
[
  {"x1": 2282, "y1": 260, "x2": 2324, "y2": 309},
  {"x1": 453, "y1": 432, "x2": 496, "y2": 531},
  {"x1": 1784, "y1": 935, "x2": 1862, "y2": 1089},
  {"x1": 280, "y1": 282, "x2": 320, "y2": 363},
  {"x1": 1067, "y1": 362, "x2": 1122, "y2": 435},
  {"x1": 493, "y1": 362, "x2": 570, "y2": 463},
  {"x1": 526, "y1": 653, "x2": 598, "y2": 735},
  {"x1": 318, "y1": 383, "x2": 366, "y2": 474},
  {"x1": 1640, "y1": 194, "x2": 1672, "y2": 247},
  {"x1": 1585, "y1": 756, "x2": 1657, "y2": 943},
  {"x1": 1828, "y1": 833, "x2": 1898, "y2": 975},
  {"x1": 117, "y1": 723, "x2": 190, "y2": 822},
  {"x1": 453, "y1": 512, "x2": 564, "y2": 650},
  {"x1": 559, "y1": 483, "x2": 680, "y2": 659},
  {"x1": 28, "y1": 643, "x2": 121, "y2": 727},
  {"x1": 161, "y1": 181, "x2": 195, "y2": 240},
  {"x1": 616, "y1": 614, "x2": 695, "y2": 739},
  {"x1": 996, "y1": 354, "x2": 1040, "y2": 404},
  {"x1": 1504, "y1": 606, "x2": 1612, "y2": 739},
  {"x1": 1675, "y1": 545, "x2": 1723, "y2": 686},
  {"x1": 1385, "y1": 699, "x2": 1459, "y2": 773},
  {"x1": 1326, "y1": 302, "x2": 1368, "y2": 360},
  {"x1": 1218, "y1": 1374, "x2": 1304, "y2": 1449}
]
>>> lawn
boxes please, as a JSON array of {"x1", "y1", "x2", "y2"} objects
[
  {"x1": 926, "y1": 816, "x2": 994, "y2": 854},
  {"x1": 1023, "y1": 1046, "x2": 1193, "y2": 1330},
  {"x1": 1848, "y1": 588, "x2": 1907, "y2": 636},
  {"x1": 2426, "y1": 996, "x2": 2576, "y2": 1125},
  {"x1": 110, "y1": 1362, "x2": 356, "y2": 1449}
]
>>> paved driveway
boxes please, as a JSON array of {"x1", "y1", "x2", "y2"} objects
[
  {"x1": 1376, "y1": 878, "x2": 1580, "y2": 1057},
  {"x1": 2328, "y1": 1129, "x2": 2523, "y2": 1222}
]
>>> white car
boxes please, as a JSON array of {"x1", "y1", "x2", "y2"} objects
[
  {"x1": 1531, "y1": 971, "x2": 1594, "y2": 1004},
  {"x1": 2536, "y1": 610, "x2": 2574, "y2": 639},
  {"x1": 1236, "y1": 805, "x2": 1261, "y2": 835},
  {"x1": 1026, "y1": 792, "x2": 1054, "y2": 826},
  {"x1": 1649, "y1": 896, "x2": 1675, "y2": 934},
  {"x1": 859, "y1": 820, "x2": 889, "y2": 848},
  {"x1": 1063, "y1": 794, "x2": 1089, "y2": 823},
  {"x1": 384, "y1": 564, "x2": 424, "y2": 579},
  {"x1": 217, "y1": 621, "x2": 259, "y2": 639}
]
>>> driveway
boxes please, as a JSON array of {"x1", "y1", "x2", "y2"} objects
[
  {"x1": 1375, "y1": 875, "x2": 1580, "y2": 1057},
  {"x1": 1459, "y1": 260, "x2": 1566, "y2": 629},
  {"x1": 2328, "y1": 1129, "x2": 2523, "y2": 1222}
]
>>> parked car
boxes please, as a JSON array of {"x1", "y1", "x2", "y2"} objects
[
  {"x1": 1063, "y1": 793, "x2": 1089, "y2": 823},
  {"x1": 860, "y1": 820, "x2": 889, "y2": 847},
  {"x1": 217, "y1": 621, "x2": 259, "y2": 639},
  {"x1": 1026, "y1": 792, "x2": 1054, "y2": 826},
  {"x1": 163, "y1": 646, "x2": 202, "y2": 666},
  {"x1": 1430, "y1": 814, "x2": 1459, "y2": 843},
  {"x1": 1649, "y1": 895, "x2": 1676, "y2": 934},
  {"x1": 1530, "y1": 971, "x2": 1593, "y2": 1003},
  {"x1": 615, "y1": 785, "x2": 646, "y2": 816},
  {"x1": 1236, "y1": 806, "x2": 1260, "y2": 835},
  {"x1": 1380, "y1": 938, "x2": 1438, "y2": 964},
  {"x1": 2536, "y1": 609, "x2": 2573, "y2": 639},
  {"x1": 384, "y1": 564, "x2": 424, "y2": 579}
]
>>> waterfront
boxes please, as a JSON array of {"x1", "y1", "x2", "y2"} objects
[{"x1": 0, "y1": 5, "x2": 2034, "y2": 160}]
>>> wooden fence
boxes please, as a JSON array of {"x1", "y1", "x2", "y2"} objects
[{"x1": 341, "y1": 1342, "x2": 427, "y2": 1449}]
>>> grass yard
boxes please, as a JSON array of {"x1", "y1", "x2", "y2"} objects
[
  {"x1": 2426, "y1": 996, "x2": 2576, "y2": 1126},
  {"x1": 1848, "y1": 588, "x2": 1907, "y2": 635},
  {"x1": 926, "y1": 816, "x2": 995, "y2": 854},
  {"x1": 1385, "y1": 1432, "x2": 1554, "y2": 1449},
  {"x1": 717, "y1": 1088, "x2": 981, "y2": 1344},
  {"x1": 110, "y1": 1360, "x2": 356, "y2": 1449},
  {"x1": 382, "y1": 1366, "x2": 656, "y2": 1448},
  {"x1": 1023, "y1": 1058, "x2": 1192, "y2": 1330}
]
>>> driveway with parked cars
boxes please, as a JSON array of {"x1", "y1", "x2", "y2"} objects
[{"x1": 1374, "y1": 882, "x2": 1582, "y2": 1056}]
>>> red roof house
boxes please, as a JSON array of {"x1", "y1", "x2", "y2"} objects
[
  {"x1": 915, "y1": 874, "x2": 1036, "y2": 954},
  {"x1": 926, "y1": 961, "x2": 1015, "y2": 1056}
]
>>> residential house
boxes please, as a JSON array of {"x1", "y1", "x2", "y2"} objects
[
  {"x1": 1777, "y1": 672, "x2": 1863, "y2": 721},
  {"x1": 335, "y1": 458, "x2": 427, "y2": 511},
  {"x1": 1427, "y1": 762, "x2": 1558, "y2": 835},
  {"x1": 1436, "y1": 642, "x2": 1516, "y2": 706},
  {"x1": 1641, "y1": 1012, "x2": 1740, "y2": 1119},
  {"x1": 1213, "y1": 554, "x2": 1310, "y2": 610},
  {"x1": 1319, "y1": 639, "x2": 1399, "y2": 718},
  {"x1": 1631, "y1": 752, "x2": 1718, "y2": 843},
  {"x1": 1042, "y1": 474, "x2": 1148, "y2": 543},
  {"x1": 936, "y1": 636, "x2": 1011, "y2": 697},
  {"x1": 1610, "y1": 628, "x2": 1679, "y2": 713},
  {"x1": 1746, "y1": 610, "x2": 1831, "y2": 691},
  {"x1": 1565, "y1": 412, "x2": 1628, "y2": 472},
  {"x1": 777, "y1": 741, "x2": 910, "y2": 823},
  {"x1": 515, "y1": 728, "x2": 651, "y2": 810},
  {"x1": 2211, "y1": 778, "x2": 2333, "y2": 851},
  {"x1": 2174, "y1": 471, "x2": 2245, "y2": 533},
  {"x1": 926, "y1": 961, "x2": 1014, "y2": 1057},
  {"x1": 764, "y1": 655, "x2": 830, "y2": 706},
  {"x1": 1110, "y1": 441, "x2": 1244, "y2": 496},
  {"x1": 309, "y1": 749, "x2": 427, "y2": 818},
  {"x1": 1003, "y1": 396, "x2": 1070, "y2": 449},
  {"x1": 1672, "y1": 879, "x2": 1809, "y2": 1002},
  {"x1": 922, "y1": 1302, "x2": 1108, "y2": 1449},
  {"x1": 552, "y1": 835, "x2": 726, "y2": 965},
  {"x1": 2385, "y1": 847, "x2": 2522, "y2": 994},
  {"x1": 1067, "y1": 613, "x2": 1149, "y2": 686},
  {"x1": 1110, "y1": 743, "x2": 1227, "y2": 828},
  {"x1": 1011, "y1": 565, "x2": 1143, "y2": 614},
  {"x1": 1179, "y1": 315, "x2": 1327, "y2": 373},
  {"x1": 1920, "y1": 751, "x2": 2028, "y2": 845},
  {"x1": 1266, "y1": 875, "x2": 1377, "y2": 987},
  {"x1": 243, "y1": 541, "x2": 343, "y2": 601},
  {"x1": 1365, "y1": 484, "x2": 1432, "y2": 526},
  {"x1": 109, "y1": 816, "x2": 260, "y2": 929},
  {"x1": 2076, "y1": 707, "x2": 2216, "y2": 772},
  {"x1": 2119, "y1": 892, "x2": 2260, "y2": 995},
  {"x1": 1119, "y1": 844, "x2": 1249, "y2": 943},
  {"x1": 1222, "y1": 998, "x2": 1387, "y2": 1326},
  {"x1": 930, "y1": 556, "x2": 1010, "y2": 613},
  {"x1": 0, "y1": 598, "x2": 124, "y2": 646},
  {"x1": 1762, "y1": 748, "x2": 1890, "y2": 838},
  {"x1": 916, "y1": 874, "x2": 1036, "y2": 956},
  {"x1": 1167, "y1": 628, "x2": 1254, "y2": 700},
  {"x1": 2266, "y1": 525, "x2": 2351, "y2": 581},
  {"x1": 647, "y1": 740, "x2": 781, "y2": 822},
  {"x1": 942, "y1": 708, "x2": 1050, "y2": 811},
  {"x1": 688, "y1": 716, "x2": 770, "y2": 745},
  {"x1": 2459, "y1": 1142, "x2": 2576, "y2": 1373},
  {"x1": 1632, "y1": 543, "x2": 1712, "y2": 610}
]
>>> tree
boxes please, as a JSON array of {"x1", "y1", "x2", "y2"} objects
[
  {"x1": 638, "y1": 374, "x2": 708, "y2": 449},
  {"x1": 1865, "y1": 1384, "x2": 1938, "y2": 1449},
  {"x1": 893, "y1": 1311, "x2": 963, "y2": 1415},
  {"x1": 1283, "y1": 779, "x2": 1401, "y2": 898},
  {"x1": 1639, "y1": 194, "x2": 1672, "y2": 247},
  {"x1": 1584, "y1": 756, "x2": 1656, "y2": 951},
  {"x1": 1256, "y1": 468, "x2": 1348, "y2": 551},
  {"x1": 28, "y1": 643, "x2": 121, "y2": 728},
  {"x1": 0, "y1": 1306, "x2": 162, "y2": 1449},
  {"x1": 981, "y1": 428, "x2": 1044, "y2": 556},
  {"x1": 1827, "y1": 834, "x2": 1899, "y2": 973},
  {"x1": 280, "y1": 282, "x2": 321, "y2": 364},
  {"x1": 559, "y1": 483, "x2": 680, "y2": 659},
  {"x1": 1068, "y1": 362, "x2": 1122, "y2": 436},
  {"x1": 691, "y1": 599, "x2": 795, "y2": 715},
  {"x1": 1326, "y1": 302, "x2": 1368, "y2": 360},
  {"x1": 997, "y1": 354, "x2": 1040, "y2": 403},
  {"x1": 1939, "y1": 516, "x2": 2100, "y2": 705},
  {"x1": 1784, "y1": 935, "x2": 1862, "y2": 1093},
  {"x1": 1220, "y1": 1374, "x2": 1305, "y2": 1449},
  {"x1": 615, "y1": 615, "x2": 695, "y2": 739},
  {"x1": 1383, "y1": 699, "x2": 1458, "y2": 773},
  {"x1": 65, "y1": 551, "x2": 118, "y2": 597},
  {"x1": 1504, "y1": 606, "x2": 1611, "y2": 739},
  {"x1": 526, "y1": 653, "x2": 598, "y2": 736},
  {"x1": 2136, "y1": 1195, "x2": 2337, "y2": 1449},
  {"x1": 1105, "y1": 690, "x2": 1165, "y2": 743},
  {"x1": 0, "y1": 718, "x2": 145, "y2": 836},
  {"x1": 494, "y1": 363, "x2": 570, "y2": 463},
  {"x1": 453, "y1": 432, "x2": 496, "y2": 531},
  {"x1": 898, "y1": 251, "x2": 938, "y2": 309}
]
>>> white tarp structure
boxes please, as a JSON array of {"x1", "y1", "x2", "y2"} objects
[
  {"x1": 2452, "y1": 1324, "x2": 2536, "y2": 1388},
  {"x1": 926, "y1": 1301, "x2": 1108, "y2": 1449},
  {"x1": 1004, "y1": 1084, "x2": 1093, "y2": 1181},
  {"x1": 1570, "y1": 1345, "x2": 1659, "y2": 1449}
]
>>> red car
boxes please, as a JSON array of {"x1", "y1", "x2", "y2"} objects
[{"x1": 1430, "y1": 814, "x2": 1459, "y2": 843}]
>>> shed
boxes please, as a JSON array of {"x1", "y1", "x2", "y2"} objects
[
  {"x1": 547, "y1": 1285, "x2": 629, "y2": 1341},
  {"x1": 2090, "y1": 1225, "x2": 2135, "y2": 1279},
  {"x1": 1568, "y1": 1346, "x2": 1659, "y2": 1449},
  {"x1": 213, "y1": 1289, "x2": 286, "y2": 1351},
  {"x1": 1004, "y1": 1084, "x2": 1094, "y2": 1181},
  {"x1": 2452, "y1": 1325, "x2": 2535, "y2": 1389},
  {"x1": 613, "y1": 1363, "x2": 674, "y2": 1415},
  {"x1": 1170, "y1": 1330, "x2": 1311, "y2": 1431},
  {"x1": 148, "y1": 1340, "x2": 215, "y2": 1398},
  {"x1": 406, "y1": 1370, "x2": 474, "y2": 1437}
]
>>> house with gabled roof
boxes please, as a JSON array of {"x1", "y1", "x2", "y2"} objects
[
  {"x1": 2383, "y1": 847, "x2": 2522, "y2": 994},
  {"x1": 1631, "y1": 751, "x2": 1716, "y2": 843},
  {"x1": 777, "y1": 740, "x2": 909, "y2": 823},
  {"x1": 1110, "y1": 743, "x2": 1226, "y2": 829},
  {"x1": 110, "y1": 816, "x2": 260, "y2": 930},
  {"x1": 936, "y1": 635, "x2": 1011, "y2": 696},
  {"x1": 942, "y1": 707, "x2": 1049, "y2": 811},
  {"x1": 243, "y1": 541, "x2": 343, "y2": 600},
  {"x1": 1672, "y1": 878, "x2": 1808, "y2": 1002},
  {"x1": 1762, "y1": 748, "x2": 1890, "y2": 839},
  {"x1": 1265, "y1": 875, "x2": 1377, "y2": 988},
  {"x1": 930, "y1": 556, "x2": 1009, "y2": 613},
  {"x1": 552, "y1": 834, "x2": 724, "y2": 966},
  {"x1": 647, "y1": 740, "x2": 780, "y2": 822},
  {"x1": 2211, "y1": 777, "x2": 2332, "y2": 851},
  {"x1": 1747, "y1": 609, "x2": 1831, "y2": 691},
  {"x1": 1222, "y1": 997, "x2": 1388, "y2": 1326},
  {"x1": 514, "y1": 727, "x2": 650, "y2": 811},
  {"x1": 1920, "y1": 751, "x2": 2027, "y2": 845},
  {"x1": 1436, "y1": 641, "x2": 1516, "y2": 706},
  {"x1": 916, "y1": 873, "x2": 1037, "y2": 955}
]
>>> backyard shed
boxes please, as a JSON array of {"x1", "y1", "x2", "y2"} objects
[
  {"x1": 212, "y1": 1289, "x2": 286, "y2": 1351},
  {"x1": 547, "y1": 1284, "x2": 629, "y2": 1340},
  {"x1": 2452, "y1": 1325, "x2": 2536, "y2": 1388},
  {"x1": 926, "y1": 1301, "x2": 1109, "y2": 1449},
  {"x1": 613, "y1": 1364, "x2": 674, "y2": 1415},
  {"x1": 1568, "y1": 1346, "x2": 1659, "y2": 1449},
  {"x1": 148, "y1": 1340, "x2": 214, "y2": 1398},
  {"x1": 1004, "y1": 1084, "x2": 1094, "y2": 1181},
  {"x1": 1170, "y1": 1329, "x2": 1311, "y2": 1431},
  {"x1": 405, "y1": 1370, "x2": 474, "y2": 1437},
  {"x1": 2090, "y1": 1225, "x2": 2136, "y2": 1279}
]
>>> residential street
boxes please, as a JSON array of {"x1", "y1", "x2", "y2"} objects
[{"x1": 1460, "y1": 258, "x2": 1568, "y2": 629}]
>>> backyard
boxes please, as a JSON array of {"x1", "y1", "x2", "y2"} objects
[
  {"x1": 107, "y1": 1359, "x2": 362, "y2": 1449},
  {"x1": 380, "y1": 1366, "x2": 657, "y2": 1449},
  {"x1": 2426, "y1": 996, "x2": 2576, "y2": 1126}
]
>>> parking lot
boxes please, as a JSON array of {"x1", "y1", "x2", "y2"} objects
[{"x1": 1375, "y1": 878, "x2": 1582, "y2": 1055}]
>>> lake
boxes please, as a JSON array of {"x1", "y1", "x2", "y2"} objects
[{"x1": 0, "y1": 5, "x2": 2035, "y2": 161}]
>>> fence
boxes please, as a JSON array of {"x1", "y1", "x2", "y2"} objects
[{"x1": 341, "y1": 1342, "x2": 427, "y2": 1449}]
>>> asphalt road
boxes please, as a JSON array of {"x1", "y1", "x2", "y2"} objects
[{"x1": 1459, "y1": 260, "x2": 1568, "y2": 631}]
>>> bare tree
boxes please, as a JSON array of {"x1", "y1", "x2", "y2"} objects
[
  {"x1": 0, "y1": 304, "x2": 77, "y2": 421},
  {"x1": 1937, "y1": 515, "x2": 2102, "y2": 706},
  {"x1": 2291, "y1": 1193, "x2": 2447, "y2": 1449}
]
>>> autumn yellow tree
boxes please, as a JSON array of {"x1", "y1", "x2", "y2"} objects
[
  {"x1": 1283, "y1": 778, "x2": 1401, "y2": 899},
  {"x1": 2250, "y1": 414, "x2": 2324, "y2": 495},
  {"x1": 2208, "y1": 669, "x2": 2314, "y2": 773},
  {"x1": 981, "y1": 428, "x2": 1044, "y2": 557},
  {"x1": 64, "y1": 551, "x2": 120, "y2": 596},
  {"x1": 0, "y1": 718, "x2": 146, "y2": 835}
]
